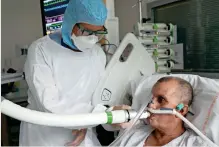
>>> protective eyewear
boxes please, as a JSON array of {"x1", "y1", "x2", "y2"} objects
[{"x1": 76, "y1": 23, "x2": 108, "y2": 40}]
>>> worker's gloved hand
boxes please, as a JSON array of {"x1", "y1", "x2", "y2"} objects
[
  {"x1": 111, "y1": 105, "x2": 132, "y2": 129},
  {"x1": 65, "y1": 129, "x2": 87, "y2": 146}
]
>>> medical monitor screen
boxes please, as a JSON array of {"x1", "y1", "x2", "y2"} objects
[{"x1": 41, "y1": 0, "x2": 70, "y2": 35}]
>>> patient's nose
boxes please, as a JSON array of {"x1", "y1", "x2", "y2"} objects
[{"x1": 148, "y1": 99, "x2": 157, "y2": 109}]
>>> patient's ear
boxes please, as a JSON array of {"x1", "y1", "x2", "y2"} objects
[{"x1": 179, "y1": 105, "x2": 189, "y2": 116}]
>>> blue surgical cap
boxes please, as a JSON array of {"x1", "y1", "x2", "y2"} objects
[{"x1": 61, "y1": 0, "x2": 107, "y2": 49}]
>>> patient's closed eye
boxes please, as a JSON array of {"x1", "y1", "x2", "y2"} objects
[{"x1": 157, "y1": 96, "x2": 165, "y2": 103}]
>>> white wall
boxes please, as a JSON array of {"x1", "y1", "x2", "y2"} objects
[
  {"x1": 1, "y1": 0, "x2": 43, "y2": 71},
  {"x1": 115, "y1": 0, "x2": 147, "y2": 41}
]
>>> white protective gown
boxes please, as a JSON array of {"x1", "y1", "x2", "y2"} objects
[
  {"x1": 19, "y1": 34, "x2": 106, "y2": 146},
  {"x1": 119, "y1": 124, "x2": 211, "y2": 147}
]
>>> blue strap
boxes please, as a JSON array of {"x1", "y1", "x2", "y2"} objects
[{"x1": 160, "y1": 108, "x2": 173, "y2": 111}]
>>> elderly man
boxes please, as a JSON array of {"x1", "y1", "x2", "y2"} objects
[{"x1": 116, "y1": 76, "x2": 211, "y2": 146}]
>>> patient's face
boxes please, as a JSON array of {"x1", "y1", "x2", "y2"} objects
[{"x1": 147, "y1": 80, "x2": 182, "y2": 130}]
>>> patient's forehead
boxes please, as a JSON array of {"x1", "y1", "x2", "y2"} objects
[{"x1": 152, "y1": 80, "x2": 181, "y2": 102}]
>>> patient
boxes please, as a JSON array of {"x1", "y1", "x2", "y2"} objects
[{"x1": 116, "y1": 76, "x2": 211, "y2": 146}]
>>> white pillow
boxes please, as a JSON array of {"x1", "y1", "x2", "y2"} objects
[{"x1": 132, "y1": 74, "x2": 219, "y2": 145}]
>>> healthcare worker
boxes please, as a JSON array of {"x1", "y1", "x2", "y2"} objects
[{"x1": 19, "y1": 0, "x2": 107, "y2": 146}]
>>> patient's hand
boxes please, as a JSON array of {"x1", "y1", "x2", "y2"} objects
[
  {"x1": 65, "y1": 129, "x2": 87, "y2": 146},
  {"x1": 112, "y1": 105, "x2": 132, "y2": 129}
]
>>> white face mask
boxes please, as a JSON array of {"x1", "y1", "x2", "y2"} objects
[{"x1": 71, "y1": 34, "x2": 98, "y2": 52}]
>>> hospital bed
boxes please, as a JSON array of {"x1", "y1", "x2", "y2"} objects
[{"x1": 1, "y1": 33, "x2": 219, "y2": 146}]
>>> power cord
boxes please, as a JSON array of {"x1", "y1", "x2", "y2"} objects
[
  {"x1": 101, "y1": 38, "x2": 118, "y2": 55},
  {"x1": 101, "y1": 44, "x2": 118, "y2": 55}
]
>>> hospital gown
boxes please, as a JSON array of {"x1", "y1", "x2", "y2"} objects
[{"x1": 119, "y1": 124, "x2": 211, "y2": 147}]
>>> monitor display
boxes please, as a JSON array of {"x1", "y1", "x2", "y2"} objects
[{"x1": 41, "y1": 0, "x2": 70, "y2": 35}]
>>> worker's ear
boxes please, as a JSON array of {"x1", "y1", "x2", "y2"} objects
[{"x1": 72, "y1": 24, "x2": 79, "y2": 36}]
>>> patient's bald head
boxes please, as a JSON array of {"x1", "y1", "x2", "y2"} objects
[{"x1": 153, "y1": 76, "x2": 194, "y2": 106}]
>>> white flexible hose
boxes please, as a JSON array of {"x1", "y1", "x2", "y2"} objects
[
  {"x1": 1, "y1": 98, "x2": 136, "y2": 128},
  {"x1": 1, "y1": 99, "x2": 106, "y2": 128},
  {"x1": 1, "y1": 98, "x2": 150, "y2": 129}
]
